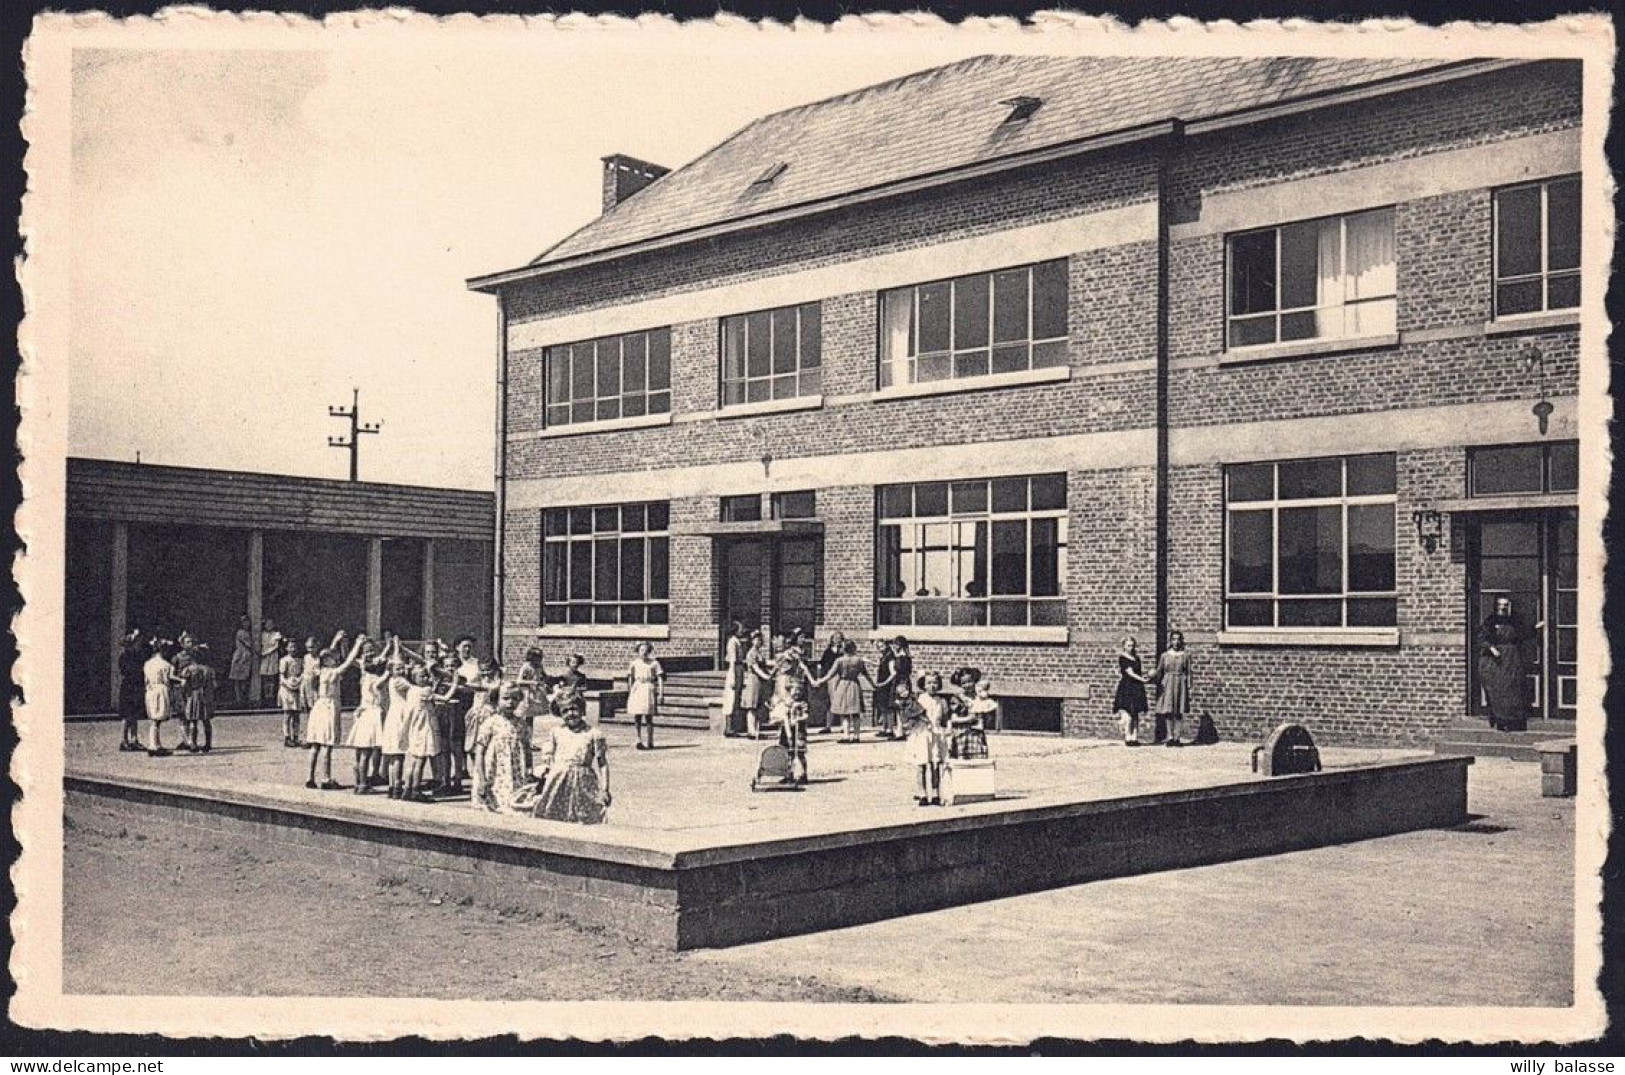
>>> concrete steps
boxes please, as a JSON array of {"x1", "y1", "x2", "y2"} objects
[
  {"x1": 597, "y1": 669, "x2": 724, "y2": 730},
  {"x1": 1433, "y1": 719, "x2": 1576, "y2": 762}
]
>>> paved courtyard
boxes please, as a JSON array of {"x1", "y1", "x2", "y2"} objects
[{"x1": 66, "y1": 713, "x2": 1428, "y2": 851}]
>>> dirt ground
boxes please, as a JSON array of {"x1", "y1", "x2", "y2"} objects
[
  {"x1": 62, "y1": 752, "x2": 1574, "y2": 1006},
  {"x1": 61, "y1": 798, "x2": 892, "y2": 1002}
]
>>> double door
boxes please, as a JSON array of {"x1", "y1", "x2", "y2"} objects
[
  {"x1": 719, "y1": 537, "x2": 818, "y2": 653},
  {"x1": 1466, "y1": 509, "x2": 1577, "y2": 722}
]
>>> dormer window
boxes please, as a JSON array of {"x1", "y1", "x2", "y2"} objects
[
  {"x1": 999, "y1": 96, "x2": 1043, "y2": 124},
  {"x1": 748, "y1": 161, "x2": 789, "y2": 190}
]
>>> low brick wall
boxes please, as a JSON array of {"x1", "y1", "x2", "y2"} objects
[{"x1": 68, "y1": 755, "x2": 1470, "y2": 951}]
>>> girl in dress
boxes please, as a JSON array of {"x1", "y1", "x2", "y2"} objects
[
  {"x1": 809, "y1": 640, "x2": 878, "y2": 744},
  {"x1": 344, "y1": 643, "x2": 389, "y2": 794},
  {"x1": 515, "y1": 646, "x2": 553, "y2": 740},
  {"x1": 278, "y1": 639, "x2": 304, "y2": 747},
  {"x1": 626, "y1": 642, "x2": 665, "y2": 751},
  {"x1": 173, "y1": 651, "x2": 200, "y2": 753},
  {"x1": 906, "y1": 672, "x2": 950, "y2": 806},
  {"x1": 1113, "y1": 637, "x2": 1151, "y2": 747},
  {"x1": 380, "y1": 654, "x2": 414, "y2": 798},
  {"x1": 739, "y1": 633, "x2": 768, "y2": 740},
  {"x1": 229, "y1": 615, "x2": 255, "y2": 705},
  {"x1": 550, "y1": 653, "x2": 587, "y2": 713},
  {"x1": 257, "y1": 618, "x2": 283, "y2": 707},
  {"x1": 176, "y1": 644, "x2": 217, "y2": 753},
  {"x1": 116, "y1": 629, "x2": 147, "y2": 752},
  {"x1": 1153, "y1": 630, "x2": 1194, "y2": 747},
  {"x1": 462, "y1": 658, "x2": 503, "y2": 775},
  {"x1": 142, "y1": 639, "x2": 179, "y2": 757},
  {"x1": 402, "y1": 664, "x2": 447, "y2": 802},
  {"x1": 299, "y1": 636, "x2": 321, "y2": 744},
  {"x1": 473, "y1": 684, "x2": 533, "y2": 814},
  {"x1": 304, "y1": 633, "x2": 366, "y2": 791},
  {"x1": 532, "y1": 690, "x2": 611, "y2": 824}
]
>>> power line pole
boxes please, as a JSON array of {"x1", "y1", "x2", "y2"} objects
[{"x1": 327, "y1": 387, "x2": 382, "y2": 482}]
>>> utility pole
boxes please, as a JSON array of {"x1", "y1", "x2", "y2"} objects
[{"x1": 327, "y1": 387, "x2": 382, "y2": 482}]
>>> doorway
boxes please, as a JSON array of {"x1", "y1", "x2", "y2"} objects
[
  {"x1": 1465, "y1": 509, "x2": 1577, "y2": 723},
  {"x1": 718, "y1": 536, "x2": 821, "y2": 656}
]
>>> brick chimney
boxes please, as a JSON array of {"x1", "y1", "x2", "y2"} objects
[{"x1": 601, "y1": 154, "x2": 670, "y2": 213}]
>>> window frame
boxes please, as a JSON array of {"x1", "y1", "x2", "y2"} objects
[
  {"x1": 718, "y1": 302, "x2": 822, "y2": 407},
  {"x1": 542, "y1": 327, "x2": 672, "y2": 430},
  {"x1": 1467, "y1": 441, "x2": 1580, "y2": 498},
  {"x1": 874, "y1": 474, "x2": 1068, "y2": 630},
  {"x1": 540, "y1": 501, "x2": 671, "y2": 627},
  {"x1": 1223, "y1": 207, "x2": 1397, "y2": 352},
  {"x1": 876, "y1": 259, "x2": 1069, "y2": 389},
  {"x1": 1492, "y1": 174, "x2": 1581, "y2": 321},
  {"x1": 1221, "y1": 455, "x2": 1399, "y2": 632}
]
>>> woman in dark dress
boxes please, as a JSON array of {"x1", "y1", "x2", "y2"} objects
[
  {"x1": 1113, "y1": 637, "x2": 1151, "y2": 746},
  {"x1": 1480, "y1": 596, "x2": 1539, "y2": 732}
]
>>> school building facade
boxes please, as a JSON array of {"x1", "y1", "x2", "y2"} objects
[
  {"x1": 470, "y1": 56, "x2": 1585, "y2": 745},
  {"x1": 64, "y1": 458, "x2": 494, "y2": 714}
]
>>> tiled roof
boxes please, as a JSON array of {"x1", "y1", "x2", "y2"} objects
[{"x1": 533, "y1": 54, "x2": 1454, "y2": 267}]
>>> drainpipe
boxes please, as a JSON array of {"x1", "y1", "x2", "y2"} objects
[
  {"x1": 492, "y1": 301, "x2": 508, "y2": 659},
  {"x1": 1154, "y1": 124, "x2": 1182, "y2": 651}
]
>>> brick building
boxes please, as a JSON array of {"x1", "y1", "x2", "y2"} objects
[
  {"x1": 469, "y1": 56, "x2": 1584, "y2": 745},
  {"x1": 65, "y1": 458, "x2": 494, "y2": 714}
]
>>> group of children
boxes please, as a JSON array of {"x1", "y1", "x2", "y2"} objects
[
  {"x1": 1112, "y1": 630, "x2": 1196, "y2": 747},
  {"x1": 278, "y1": 633, "x2": 610, "y2": 823},
  {"x1": 715, "y1": 623, "x2": 1001, "y2": 799},
  {"x1": 121, "y1": 631, "x2": 219, "y2": 757}
]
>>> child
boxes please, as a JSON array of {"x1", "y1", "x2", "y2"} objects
[
  {"x1": 401, "y1": 664, "x2": 442, "y2": 803},
  {"x1": 304, "y1": 632, "x2": 366, "y2": 790},
  {"x1": 907, "y1": 673, "x2": 950, "y2": 806},
  {"x1": 1114, "y1": 637, "x2": 1151, "y2": 747},
  {"x1": 626, "y1": 642, "x2": 664, "y2": 751},
  {"x1": 344, "y1": 644, "x2": 388, "y2": 794},
  {"x1": 173, "y1": 651, "x2": 200, "y2": 753},
  {"x1": 462, "y1": 659, "x2": 502, "y2": 781},
  {"x1": 472, "y1": 683, "x2": 533, "y2": 814},
  {"x1": 515, "y1": 646, "x2": 552, "y2": 740},
  {"x1": 778, "y1": 682, "x2": 811, "y2": 786},
  {"x1": 299, "y1": 636, "x2": 321, "y2": 747},
  {"x1": 966, "y1": 679, "x2": 1000, "y2": 732},
  {"x1": 380, "y1": 650, "x2": 413, "y2": 798},
  {"x1": 550, "y1": 653, "x2": 587, "y2": 714},
  {"x1": 141, "y1": 640, "x2": 178, "y2": 757},
  {"x1": 277, "y1": 639, "x2": 303, "y2": 747},
  {"x1": 1153, "y1": 630, "x2": 1194, "y2": 748},
  {"x1": 532, "y1": 689, "x2": 611, "y2": 824}
]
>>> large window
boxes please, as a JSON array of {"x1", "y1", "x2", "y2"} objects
[
  {"x1": 1227, "y1": 208, "x2": 1396, "y2": 349},
  {"x1": 878, "y1": 260, "x2": 1068, "y2": 388},
  {"x1": 1468, "y1": 441, "x2": 1578, "y2": 497},
  {"x1": 720, "y1": 303, "x2": 821, "y2": 405},
  {"x1": 876, "y1": 474, "x2": 1067, "y2": 628},
  {"x1": 1224, "y1": 455, "x2": 1397, "y2": 630},
  {"x1": 542, "y1": 502, "x2": 670, "y2": 625},
  {"x1": 544, "y1": 328, "x2": 671, "y2": 428},
  {"x1": 1494, "y1": 176, "x2": 1580, "y2": 318}
]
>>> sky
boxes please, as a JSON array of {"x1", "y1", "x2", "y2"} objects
[{"x1": 65, "y1": 25, "x2": 1063, "y2": 490}]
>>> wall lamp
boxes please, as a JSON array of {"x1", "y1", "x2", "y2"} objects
[
  {"x1": 1522, "y1": 342, "x2": 1554, "y2": 435},
  {"x1": 1411, "y1": 509, "x2": 1444, "y2": 554}
]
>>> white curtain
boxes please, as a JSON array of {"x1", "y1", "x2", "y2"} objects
[
  {"x1": 881, "y1": 289, "x2": 913, "y2": 388},
  {"x1": 1344, "y1": 208, "x2": 1396, "y2": 336}
]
